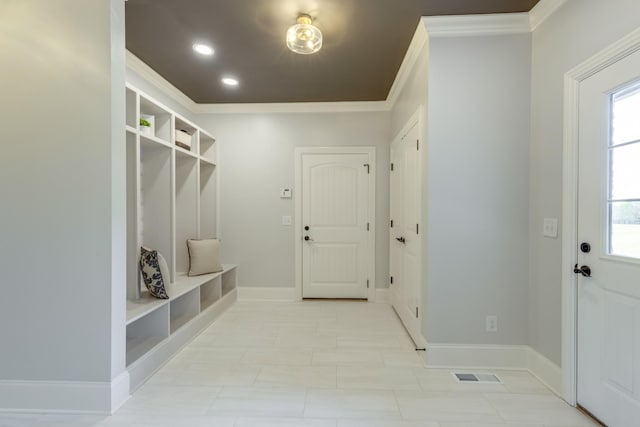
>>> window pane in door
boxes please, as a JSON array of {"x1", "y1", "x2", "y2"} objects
[
  {"x1": 608, "y1": 82, "x2": 640, "y2": 259},
  {"x1": 612, "y1": 86, "x2": 640, "y2": 146},
  {"x1": 610, "y1": 142, "x2": 640, "y2": 200},
  {"x1": 609, "y1": 201, "x2": 640, "y2": 259}
]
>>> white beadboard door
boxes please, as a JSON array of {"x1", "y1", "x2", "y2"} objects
[
  {"x1": 301, "y1": 153, "x2": 370, "y2": 299},
  {"x1": 576, "y1": 48, "x2": 640, "y2": 426}
]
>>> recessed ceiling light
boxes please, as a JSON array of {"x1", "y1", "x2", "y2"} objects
[
  {"x1": 222, "y1": 77, "x2": 239, "y2": 87},
  {"x1": 192, "y1": 43, "x2": 214, "y2": 56}
]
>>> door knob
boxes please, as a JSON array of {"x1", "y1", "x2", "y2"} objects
[
  {"x1": 573, "y1": 264, "x2": 591, "y2": 277},
  {"x1": 395, "y1": 237, "x2": 406, "y2": 244},
  {"x1": 304, "y1": 236, "x2": 313, "y2": 241}
]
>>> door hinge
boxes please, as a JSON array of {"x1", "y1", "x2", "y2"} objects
[
  {"x1": 367, "y1": 279, "x2": 370, "y2": 289},
  {"x1": 416, "y1": 307, "x2": 419, "y2": 318},
  {"x1": 416, "y1": 224, "x2": 419, "y2": 234},
  {"x1": 391, "y1": 163, "x2": 394, "y2": 171},
  {"x1": 364, "y1": 163, "x2": 370, "y2": 174},
  {"x1": 390, "y1": 219, "x2": 394, "y2": 228},
  {"x1": 366, "y1": 222, "x2": 370, "y2": 231},
  {"x1": 390, "y1": 276, "x2": 393, "y2": 285},
  {"x1": 417, "y1": 139, "x2": 419, "y2": 150}
]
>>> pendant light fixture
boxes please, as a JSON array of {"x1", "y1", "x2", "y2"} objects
[{"x1": 286, "y1": 14, "x2": 322, "y2": 55}]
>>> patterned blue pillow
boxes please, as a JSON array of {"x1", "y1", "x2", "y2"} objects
[{"x1": 140, "y1": 247, "x2": 169, "y2": 299}]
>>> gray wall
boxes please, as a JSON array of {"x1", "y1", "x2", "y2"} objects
[
  {"x1": 529, "y1": 0, "x2": 640, "y2": 365},
  {"x1": 0, "y1": 0, "x2": 125, "y2": 382},
  {"x1": 426, "y1": 34, "x2": 532, "y2": 345},
  {"x1": 196, "y1": 112, "x2": 391, "y2": 289}
]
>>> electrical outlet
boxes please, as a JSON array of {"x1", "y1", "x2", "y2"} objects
[{"x1": 486, "y1": 315, "x2": 498, "y2": 332}]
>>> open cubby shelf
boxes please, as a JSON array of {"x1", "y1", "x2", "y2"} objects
[
  {"x1": 126, "y1": 336, "x2": 166, "y2": 367},
  {"x1": 125, "y1": 265, "x2": 237, "y2": 325},
  {"x1": 125, "y1": 83, "x2": 235, "y2": 391},
  {"x1": 127, "y1": 264, "x2": 236, "y2": 325},
  {"x1": 200, "y1": 277, "x2": 222, "y2": 310}
]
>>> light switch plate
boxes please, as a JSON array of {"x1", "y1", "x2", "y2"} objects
[
  {"x1": 280, "y1": 188, "x2": 292, "y2": 199},
  {"x1": 282, "y1": 216, "x2": 292, "y2": 226},
  {"x1": 543, "y1": 218, "x2": 558, "y2": 238}
]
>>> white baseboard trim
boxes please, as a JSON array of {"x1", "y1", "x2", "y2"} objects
[
  {"x1": 527, "y1": 347, "x2": 563, "y2": 396},
  {"x1": 237, "y1": 286, "x2": 391, "y2": 303},
  {"x1": 110, "y1": 371, "x2": 131, "y2": 413},
  {"x1": 0, "y1": 371, "x2": 130, "y2": 414},
  {"x1": 237, "y1": 286, "x2": 297, "y2": 301},
  {"x1": 422, "y1": 343, "x2": 563, "y2": 396},
  {"x1": 425, "y1": 343, "x2": 530, "y2": 369}
]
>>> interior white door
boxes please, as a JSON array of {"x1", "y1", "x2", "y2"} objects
[
  {"x1": 576, "y1": 49, "x2": 640, "y2": 426},
  {"x1": 301, "y1": 153, "x2": 370, "y2": 299},
  {"x1": 390, "y1": 122, "x2": 421, "y2": 345}
]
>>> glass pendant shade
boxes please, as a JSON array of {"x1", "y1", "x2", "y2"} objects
[{"x1": 286, "y1": 14, "x2": 322, "y2": 55}]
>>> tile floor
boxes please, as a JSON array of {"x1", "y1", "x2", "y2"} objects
[{"x1": 0, "y1": 300, "x2": 598, "y2": 427}]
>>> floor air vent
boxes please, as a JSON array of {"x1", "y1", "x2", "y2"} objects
[{"x1": 453, "y1": 372, "x2": 502, "y2": 383}]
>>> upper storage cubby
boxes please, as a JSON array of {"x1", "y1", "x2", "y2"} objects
[
  {"x1": 200, "y1": 131, "x2": 217, "y2": 164},
  {"x1": 174, "y1": 116, "x2": 198, "y2": 155},
  {"x1": 139, "y1": 95, "x2": 172, "y2": 143}
]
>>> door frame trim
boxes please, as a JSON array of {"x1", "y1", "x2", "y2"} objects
[
  {"x1": 562, "y1": 27, "x2": 640, "y2": 406},
  {"x1": 294, "y1": 146, "x2": 377, "y2": 301}
]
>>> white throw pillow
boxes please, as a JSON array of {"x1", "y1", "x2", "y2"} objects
[{"x1": 187, "y1": 239, "x2": 223, "y2": 276}]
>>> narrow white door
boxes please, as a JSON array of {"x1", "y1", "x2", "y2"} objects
[
  {"x1": 390, "y1": 122, "x2": 421, "y2": 344},
  {"x1": 577, "y1": 49, "x2": 640, "y2": 426},
  {"x1": 301, "y1": 153, "x2": 370, "y2": 299}
]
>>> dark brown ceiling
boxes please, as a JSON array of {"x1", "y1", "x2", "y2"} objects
[{"x1": 125, "y1": 0, "x2": 539, "y2": 104}]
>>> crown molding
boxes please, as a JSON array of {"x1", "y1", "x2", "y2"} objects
[
  {"x1": 125, "y1": 51, "x2": 197, "y2": 112},
  {"x1": 529, "y1": 0, "x2": 568, "y2": 31},
  {"x1": 386, "y1": 19, "x2": 429, "y2": 109},
  {"x1": 194, "y1": 100, "x2": 390, "y2": 114},
  {"x1": 423, "y1": 13, "x2": 531, "y2": 37}
]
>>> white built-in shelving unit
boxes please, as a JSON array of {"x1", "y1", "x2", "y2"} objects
[{"x1": 125, "y1": 84, "x2": 237, "y2": 391}]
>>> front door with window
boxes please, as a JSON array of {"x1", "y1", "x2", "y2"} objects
[{"x1": 576, "y1": 48, "x2": 640, "y2": 426}]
